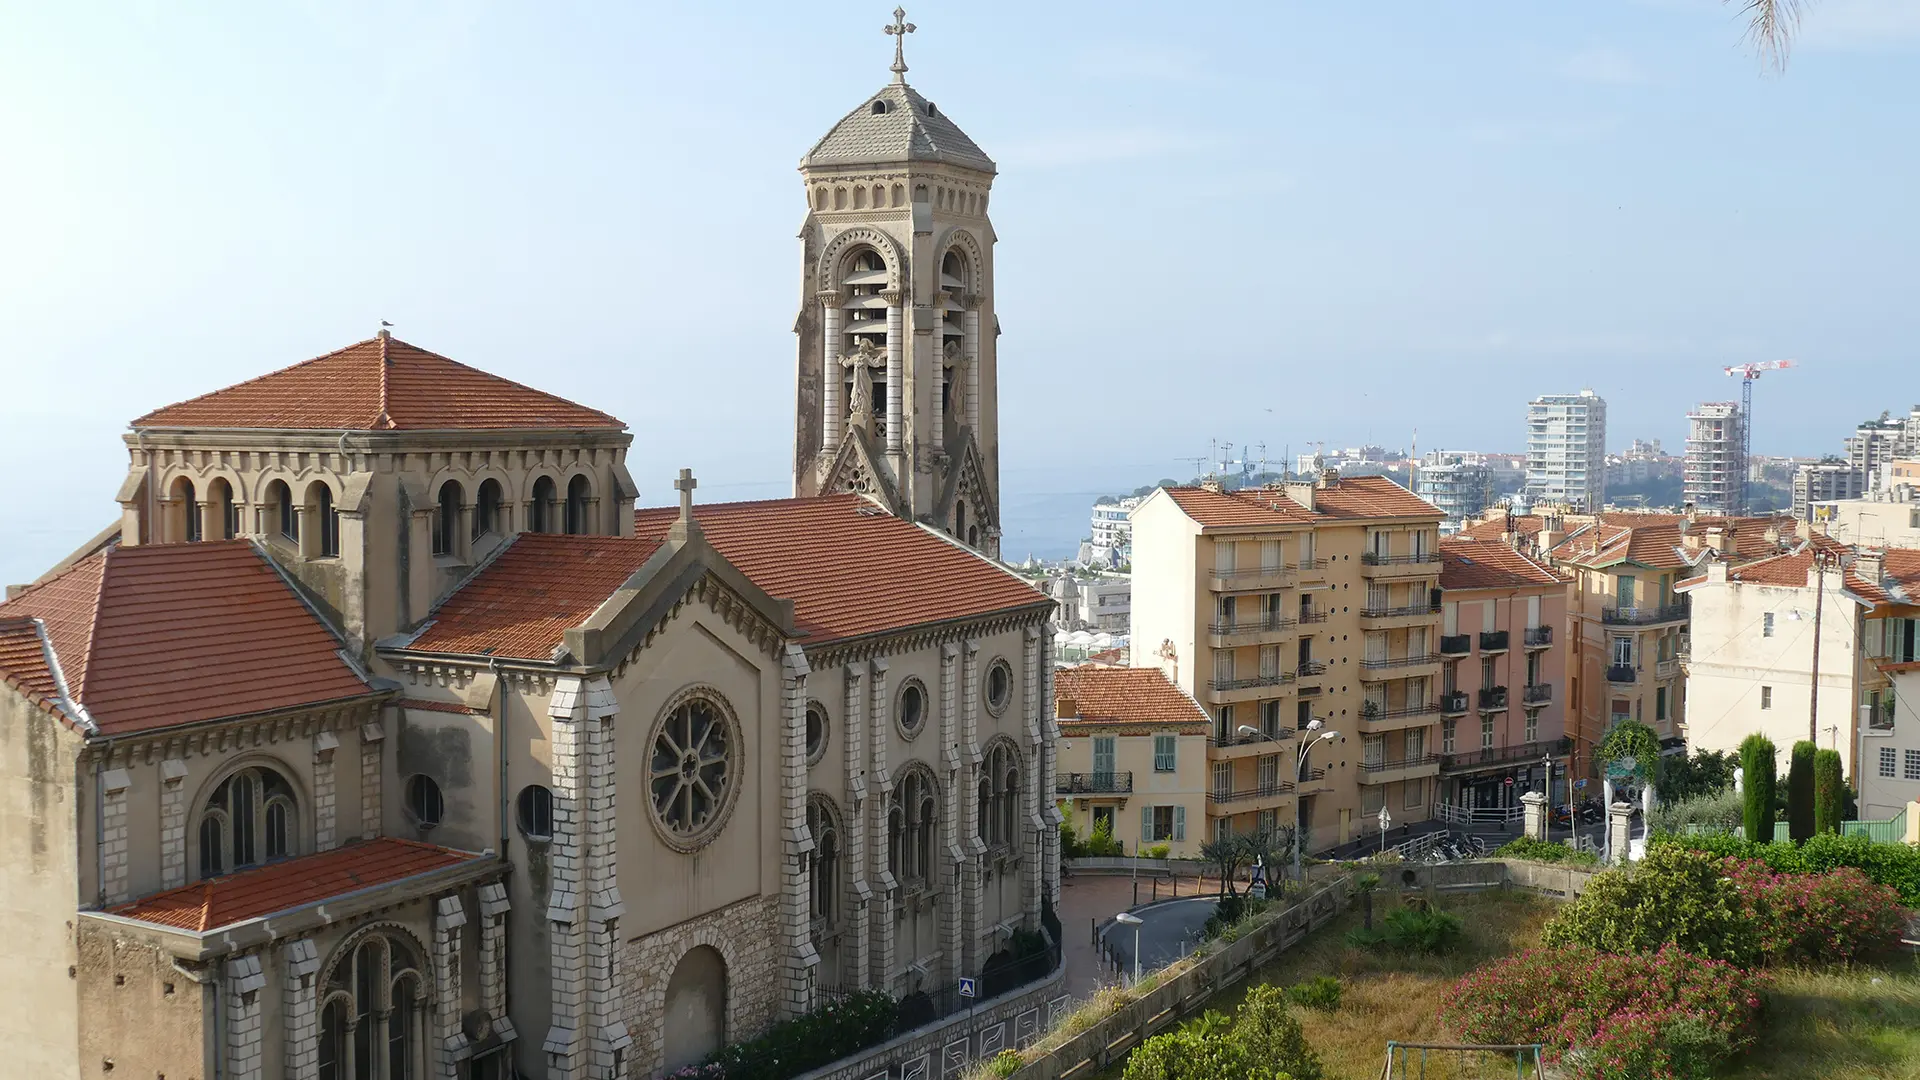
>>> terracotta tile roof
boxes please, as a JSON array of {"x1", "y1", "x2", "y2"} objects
[
  {"x1": 406, "y1": 534, "x2": 665, "y2": 660},
  {"x1": 1461, "y1": 516, "x2": 1545, "y2": 541},
  {"x1": 1309, "y1": 475, "x2": 1442, "y2": 520},
  {"x1": 1438, "y1": 538, "x2": 1566, "y2": 590},
  {"x1": 1674, "y1": 545, "x2": 1920, "y2": 605},
  {"x1": 397, "y1": 697, "x2": 481, "y2": 715},
  {"x1": 1055, "y1": 667, "x2": 1208, "y2": 732},
  {"x1": 0, "y1": 619, "x2": 62, "y2": 717},
  {"x1": 1548, "y1": 522, "x2": 1696, "y2": 571},
  {"x1": 109, "y1": 838, "x2": 482, "y2": 932},
  {"x1": 0, "y1": 541, "x2": 372, "y2": 735},
  {"x1": 634, "y1": 495, "x2": 1050, "y2": 646},
  {"x1": 131, "y1": 335, "x2": 624, "y2": 431},
  {"x1": 1082, "y1": 646, "x2": 1129, "y2": 667},
  {"x1": 1162, "y1": 486, "x2": 1317, "y2": 528}
]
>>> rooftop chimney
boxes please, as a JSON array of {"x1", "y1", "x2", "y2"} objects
[
  {"x1": 1319, "y1": 466, "x2": 1340, "y2": 488},
  {"x1": 1854, "y1": 548, "x2": 1885, "y2": 586},
  {"x1": 1200, "y1": 477, "x2": 1224, "y2": 493}
]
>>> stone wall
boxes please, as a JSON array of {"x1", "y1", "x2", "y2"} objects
[
  {"x1": 792, "y1": 964, "x2": 1068, "y2": 1080},
  {"x1": 622, "y1": 894, "x2": 783, "y2": 1077}
]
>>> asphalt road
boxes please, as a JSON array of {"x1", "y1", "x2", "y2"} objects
[{"x1": 1103, "y1": 897, "x2": 1217, "y2": 978}]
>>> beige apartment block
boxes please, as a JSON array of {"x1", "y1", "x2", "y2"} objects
[
  {"x1": 1129, "y1": 471, "x2": 1445, "y2": 854},
  {"x1": 1053, "y1": 667, "x2": 1209, "y2": 859}
]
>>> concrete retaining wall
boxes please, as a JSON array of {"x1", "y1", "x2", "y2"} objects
[{"x1": 791, "y1": 965, "x2": 1068, "y2": 1080}]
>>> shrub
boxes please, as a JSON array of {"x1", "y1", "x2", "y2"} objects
[
  {"x1": 1786, "y1": 740, "x2": 1815, "y2": 843},
  {"x1": 1380, "y1": 906, "x2": 1464, "y2": 954},
  {"x1": 1722, "y1": 858, "x2": 1904, "y2": 964},
  {"x1": 1142, "y1": 842, "x2": 1172, "y2": 860},
  {"x1": 1121, "y1": 1028, "x2": 1288, "y2": 1080},
  {"x1": 1814, "y1": 748, "x2": 1844, "y2": 835},
  {"x1": 985, "y1": 1049, "x2": 1023, "y2": 1078},
  {"x1": 1647, "y1": 789, "x2": 1744, "y2": 837},
  {"x1": 1058, "y1": 813, "x2": 1085, "y2": 859},
  {"x1": 1494, "y1": 836, "x2": 1601, "y2": 866},
  {"x1": 707, "y1": 989, "x2": 898, "y2": 1080},
  {"x1": 1085, "y1": 816, "x2": 1126, "y2": 857},
  {"x1": 1652, "y1": 829, "x2": 1920, "y2": 906},
  {"x1": 1122, "y1": 987, "x2": 1316, "y2": 1080},
  {"x1": 1232, "y1": 985, "x2": 1323, "y2": 1080},
  {"x1": 1541, "y1": 845, "x2": 1757, "y2": 966},
  {"x1": 1285, "y1": 974, "x2": 1343, "y2": 1011},
  {"x1": 1441, "y1": 944, "x2": 1764, "y2": 1080},
  {"x1": 1739, "y1": 734, "x2": 1776, "y2": 845}
]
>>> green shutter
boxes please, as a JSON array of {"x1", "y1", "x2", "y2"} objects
[
  {"x1": 1141, "y1": 805, "x2": 1154, "y2": 845},
  {"x1": 1174, "y1": 805, "x2": 1186, "y2": 842}
]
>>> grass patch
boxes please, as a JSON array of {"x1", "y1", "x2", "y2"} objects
[{"x1": 1732, "y1": 960, "x2": 1920, "y2": 1079}]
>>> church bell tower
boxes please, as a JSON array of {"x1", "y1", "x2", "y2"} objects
[{"x1": 792, "y1": 8, "x2": 1001, "y2": 556}]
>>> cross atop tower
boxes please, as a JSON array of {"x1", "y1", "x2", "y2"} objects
[
  {"x1": 675, "y1": 468, "x2": 698, "y2": 521},
  {"x1": 885, "y1": 7, "x2": 915, "y2": 83}
]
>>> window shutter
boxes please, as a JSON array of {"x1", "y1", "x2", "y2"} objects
[
  {"x1": 1141, "y1": 805, "x2": 1154, "y2": 845},
  {"x1": 1174, "y1": 805, "x2": 1186, "y2": 842}
]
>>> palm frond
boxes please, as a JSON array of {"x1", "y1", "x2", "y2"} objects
[{"x1": 1732, "y1": 0, "x2": 1809, "y2": 72}]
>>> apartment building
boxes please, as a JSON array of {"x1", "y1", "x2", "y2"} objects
[
  {"x1": 1685, "y1": 402, "x2": 1747, "y2": 514},
  {"x1": 1129, "y1": 471, "x2": 1444, "y2": 852},
  {"x1": 1053, "y1": 667, "x2": 1210, "y2": 858},
  {"x1": 1435, "y1": 539, "x2": 1570, "y2": 813},
  {"x1": 1526, "y1": 390, "x2": 1608, "y2": 513},
  {"x1": 1678, "y1": 543, "x2": 1920, "y2": 813},
  {"x1": 1794, "y1": 459, "x2": 1867, "y2": 522},
  {"x1": 1416, "y1": 451, "x2": 1495, "y2": 524}
]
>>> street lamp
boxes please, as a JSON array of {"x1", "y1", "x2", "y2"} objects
[
  {"x1": 1378, "y1": 806, "x2": 1392, "y2": 855},
  {"x1": 1294, "y1": 720, "x2": 1341, "y2": 882},
  {"x1": 1114, "y1": 911, "x2": 1144, "y2": 985}
]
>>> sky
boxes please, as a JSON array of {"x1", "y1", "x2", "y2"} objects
[{"x1": 2, "y1": 0, "x2": 1918, "y2": 582}]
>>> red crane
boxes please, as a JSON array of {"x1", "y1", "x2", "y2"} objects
[{"x1": 1723, "y1": 359, "x2": 1796, "y2": 513}]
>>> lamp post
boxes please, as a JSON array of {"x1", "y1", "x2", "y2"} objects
[
  {"x1": 1378, "y1": 806, "x2": 1391, "y2": 856},
  {"x1": 1114, "y1": 911, "x2": 1144, "y2": 985},
  {"x1": 1294, "y1": 720, "x2": 1341, "y2": 882}
]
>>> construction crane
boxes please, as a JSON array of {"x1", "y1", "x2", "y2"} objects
[{"x1": 1723, "y1": 359, "x2": 1796, "y2": 513}]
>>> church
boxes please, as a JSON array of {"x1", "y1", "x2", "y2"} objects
[{"x1": 0, "y1": 15, "x2": 1057, "y2": 1080}]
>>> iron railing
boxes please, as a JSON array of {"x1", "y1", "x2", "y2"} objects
[
  {"x1": 1360, "y1": 754, "x2": 1439, "y2": 774},
  {"x1": 1439, "y1": 690, "x2": 1470, "y2": 714},
  {"x1": 1299, "y1": 609, "x2": 1329, "y2": 624},
  {"x1": 1207, "y1": 614, "x2": 1297, "y2": 635},
  {"x1": 1361, "y1": 552, "x2": 1443, "y2": 566},
  {"x1": 1211, "y1": 564, "x2": 1295, "y2": 580},
  {"x1": 1056, "y1": 771, "x2": 1132, "y2": 794},
  {"x1": 1361, "y1": 603, "x2": 1442, "y2": 619},
  {"x1": 1479, "y1": 630, "x2": 1510, "y2": 652},
  {"x1": 1477, "y1": 686, "x2": 1509, "y2": 710},
  {"x1": 1362, "y1": 701, "x2": 1439, "y2": 721},
  {"x1": 1361, "y1": 653, "x2": 1440, "y2": 671},
  {"x1": 1602, "y1": 602, "x2": 1689, "y2": 626},
  {"x1": 1207, "y1": 780, "x2": 1294, "y2": 806},
  {"x1": 1522, "y1": 683, "x2": 1552, "y2": 704},
  {"x1": 1439, "y1": 634, "x2": 1471, "y2": 656},
  {"x1": 1441, "y1": 737, "x2": 1572, "y2": 773},
  {"x1": 1606, "y1": 664, "x2": 1637, "y2": 684},
  {"x1": 1524, "y1": 625, "x2": 1553, "y2": 648},
  {"x1": 1296, "y1": 660, "x2": 1328, "y2": 677},
  {"x1": 1208, "y1": 672, "x2": 1295, "y2": 692}
]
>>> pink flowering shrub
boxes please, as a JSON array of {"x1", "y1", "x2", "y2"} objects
[
  {"x1": 1441, "y1": 944, "x2": 1764, "y2": 1080},
  {"x1": 1723, "y1": 858, "x2": 1905, "y2": 965}
]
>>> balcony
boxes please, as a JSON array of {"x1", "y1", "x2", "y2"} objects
[
  {"x1": 1359, "y1": 653, "x2": 1442, "y2": 682},
  {"x1": 1298, "y1": 608, "x2": 1329, "y2": 626},
  {"x1": 1479, "y1": 630, "x2": 1510, "y2": 654},
  {"x1": 1522, "y1": 683, "x2": 1552, "y2": 705},
  {"x1": 1439, "y1": 634, "x2": 1471, "y2": 657},
  {"x1": 1655, "y1": 658, "x2": 1680, "y2": 681},
  {"x1": 1439, "y1": 690, "x2": 1471, "y2": 716},
  {"x1": 1440, "y1": 737, "x2": 1573, "y2": 776},
  {"x1": 1602, "y1": 602, "x2": 1689, "y2": 627},
  {"x1": 1206, "y1": 613, "x2": 1298, "y2": 647},
  {"x1": 1358, "y1": 754, "x2": 1441, "y2": 785},
  {"x1": 1206, "y1": 780, "x2": 1294, "y2": 810},
  {"x1": 1361, "y1": 700, "x2": 1442, "y2": 731},
  {"x1": 1477, "y1": 686, "x2": 1509, "y2": 712},
  {"x1": 1294, "y1": 558, "x2": 1330, "y2": 583},
  {"x1": 1296, "y1": 766, "x2": 1332, "y2": 795},
  {"x1": 1209, "y1": 564, "x2": 1295, "y2": 592},
  {"x1": 1361, "y1": 551, "x2": 1443, "y2": 579},
  {"x1": 1210, "y1": 726, "x2": 1294, "y2": 758},
  {"x1": 1205, "y1": 671, "x2": 1295, "y2": 705},
  {"x1": 1524, "y1": 625, "x2": 1553, "y2": 649},
  {"x1": 1296, "y1": 660, "x2": 1328, "y2": 678},
  {"x1": 1606, "y1": 664, "x2": 1637, "y2": 684},
  {"x1": 1359, "y1": 602, "x2": 1441, "y2": 630},
  {"x1": 1056, "y1": 771, "x2": 1132, "y2": 795}
]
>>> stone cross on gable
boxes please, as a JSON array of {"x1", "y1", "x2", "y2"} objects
[
  {"x1": 885, "y1": 7, "x2": 915, "y2": 82},
  {"x1": 675, "y1": 468, "x2": 697, "y2": 521}
]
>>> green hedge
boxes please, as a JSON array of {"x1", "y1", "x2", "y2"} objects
[
  {"x1": 705, "y1": 989, "x2": 898, "y2": 1080},
  {"x1": 1652, "y1": 830, "x2": 1920, "y2": 906},
  {"x1": 1493, "y1": 836, "x2": 1601, "y2": 867}
]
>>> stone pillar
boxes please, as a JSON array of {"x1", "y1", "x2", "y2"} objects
[
  {"x1": 939, "y1": 643, "x2": 964, "y2": 985},
  {"x1": 225, "y1": 953, "x2": 267, "y2": 1080},
  {"x1": 361, "y1": 715, "x2": 386, "y2": 840},
  {"x1": 779, "y1": 646, "x2": 820, "y2": 1017},
  {"x1": 882, "y1": 290, "x2": 905, "y2": 454},
  {"x1": 545, "y1": 678, "x2": 589, "y2": 1079},
  {"x1": 433, "y1": 895, "x2": 471, "y2": 1078},
  {"x1": 1040, "y1": 634, "x2": 1062, "y2": 910},
  {"x1": 868, "y1": 658, "x2": 895, "y2": 991},
  {"x1": 100, "y1": 767, "x2": 131, "y2": 905},
  {"x1": 160, "y1": 759, "x2": 189, "y2": 889},
  {"x1": 1607, "y1": 802, "x2": 1633, "y2": 866},
  {"x1": 583, "y1": 678, "x2": 631, "y2": 1077},
  {"x1": 284, "y1": 938, "x2": 321, "y2": 1080},
  {"x1": 842, "y1": 666, "x2": 871, "y2": 990},
  {"x1": 1021, "y1": 627, "x2": 1044, "y2": 920},
  {"x1": 964, "y1": 302, "x2": 982, "y2": 433},
  {"x1": 820, "y1": 295, "x2": 844, "y2": 451},
  {"x1": 297, "y1": 504, "x2": 320, "y2": 559},
  {"x1": 477, "y1": 883, "x2": 515, "y2": 1041},
  {"x1": 1520, "y1": 790, "x2": 1548, "y2": 843},
  {"x1": 931, "y1": 341, "x2": 946, "y2": 454},
  {"x1": 313, "y1": 731, "x2": 339, "y2": 852},
  {"x1": 199, "y1": 499, "x2": 221, "y2": 543},
  {"x1": 960, "y1": 641, "x2": 985, "y2": 974}
]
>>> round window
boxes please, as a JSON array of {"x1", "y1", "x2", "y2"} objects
[
  {"x1": 405, "y1": 775, "x2": 443, "y2": 829},
  {"x1": 517, "y1": 784, "x2": 553, "y2": 840},
  {"x1": 648, "y1": 690, "x2": 740, "y2": 851},
  {"x1": 805, "y1": 703, "x2": 830, "y2": 764},
  {"x1": 897, "y1": 680, "x2": 927, "y2": 738},
  {"x1": 985, "y1": 659, "x2": 1013, "y2": 715}
]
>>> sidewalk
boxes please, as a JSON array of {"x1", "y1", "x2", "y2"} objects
[{"x1": 1055, "y1": 869, "x2": 1227, "y2": 998}]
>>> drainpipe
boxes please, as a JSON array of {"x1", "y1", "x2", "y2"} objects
[
  {"x1": 93, "y1": 752, "x2": 106, "y2": 908},
  {"x1": 169, "y1": 959, "x2": 220, "y2": 1080},
  {"x1": 493, "y1": 658, "x2": 509, "y2": 859}
]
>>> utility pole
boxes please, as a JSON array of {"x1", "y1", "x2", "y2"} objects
[{"x1": 1808, "y1": 549, "x2": 1829, "y2": 744}]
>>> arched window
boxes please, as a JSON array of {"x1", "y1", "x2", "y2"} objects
[
  {"x1": 517, "y1": 784, "x2": 553, "y2": 840},
  {"x1": 207, "y1": 478, "x2": 237, "y2": 540},
  {"x1": 311, "y1": 481, "x2": 339, "y2": 557},
  {"x1": 269, "y1": 480, "x2": 297, "y2": 542},
  {"x1": 530, "y1": 476, "x2": 557, "y2": 533},
  {"x1": 807, "y1": 795, "x2": 840, "y2": 929},
  {"x1": 433, "y1": 481, "x2": 462, "y2": 556},
  {"x1": 890, "y1": 769, "x2": 936, "y2": 887},
  {"x1": 405, "y1": 775, "x2": 444, "y2": 829},
  {"x1": 981, "y1": 742, "x2": 1021, "y2": 851},
  {"x1": 805, "y1": 702, "x2": 829, "y2": 765},
  {"x1": 170, "y1": 477, "x2": 199, "y2": 542},
  {"x1": 473, "y1": 478, "x2": 503, "y2": 540},
  {"x1": 319, "y1": 933, "x2": 426, "y2": 1080},
  {"x1": 565, "y1": 475, "x2": 593, "y2": 535},
  {"x1": 197, "y1": 765, "x2": 297, "y2": 878}
]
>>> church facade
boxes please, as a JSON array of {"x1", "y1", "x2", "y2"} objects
[{"x1": 0, "y1": 24, "x2": 1057, "y2": 1080}]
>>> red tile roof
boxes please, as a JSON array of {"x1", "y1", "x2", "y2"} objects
[
  {"x1": 1162, "y1": 487, "x2": 1317, "y2": 528},
  {"x1": 0, "y1": 619, "x2": 62, "y2": 717},
  {"x1": 1438, "y1": 538, "x2": 1566, "y2": 590},
  {"x1": 0, "y1": 541, "x2": 373, "y2": 735},
  {"x1": 1461, "y1": 516, "x2": 1545, "y2": 541},
  {"x1": 407, "y1": 534, "x2": 664, "y2": 660},
  {"x1": 1055, "y1": 667, "x2": 1208, "y2": 733},
  {"x1": 1309, "y1": 475, "x2": 1443, "y2": 520},
  {"x1": 634, "y1": 495, "x2": 1050, "y2": 646},
  {"x1": 1548, "y1": 522, "x2": 1696, "y2": 571},
  {"x1": 109, "y1": 838, "x2": 482, "y2": 932},
  {"x1": 131, "y1": 335, "x2": 624, "y2": 431}
]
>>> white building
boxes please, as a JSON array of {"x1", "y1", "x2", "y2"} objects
[
  {"x1": 1685, "y1": 401, "x2": 1747, "y2": 515},
  {"x1": 1047, "y1": 571, "x2": 1132, "y2": 633},
  {"x1": 1526, "y1": 390, "x2": 1607, "y2": 513},
  {"x1": 1870, "y1": 662, "x2": 1920, "y2": 820},
  {"x1": 1794, "y1": 460, "x2": 1867, "y2": 522},
  {"x1": 1086, "y1": 496, "x2": 1142, "y2": 566},
  {"x1": 1416, "y1": 452, "x2": 1494, "y2": 523}
]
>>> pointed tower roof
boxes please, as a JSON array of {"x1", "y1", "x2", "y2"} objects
[
  {"x1": 801, "y1": 82, "x2": 995, "y2": 174},
  {"x1": 131, "y1": 333, "x2": 625, "y2": 431}
]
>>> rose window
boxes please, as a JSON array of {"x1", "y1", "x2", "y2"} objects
[{"x1": 650, "y1": 696, "x2": 734, "y2": 842}]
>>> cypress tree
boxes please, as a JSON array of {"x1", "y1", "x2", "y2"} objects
[
  {"x1": 1739, "y1": 733, "x2": 1777, "y2": 843},
  {"x1": 1787, "y1": 740, "x2": 1816, "y2": 843},
  {"x1": 1814, "y1": 748, "x2": 1845, "y2": 835}
]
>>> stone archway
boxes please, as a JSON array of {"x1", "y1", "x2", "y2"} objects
[{"x1": 662, "y1": 944, "x2": 728, "y2": 1071}]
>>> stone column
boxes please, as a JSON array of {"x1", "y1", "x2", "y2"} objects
[
  {"x1": 199, "y1": 499, "x2": 221, "y2": 543},
  {"x1": 297, "y1": 504, "x2": 320, "y2": 559},
  {"x1": 868, "y1": 658, "x2": 896, "y2": 991},
  {"x1": 964, "y1": 301, "x2": 982, "y2": 433},
  {"x1": 545, "y1": 678, "x2": 589, "y2": 1079},
  {"x1": 820, "y1": 294, "x2": 844, "y2": 452},
  {"x1": 225, "y1": 953, "x2": 267, "y2": 1080},
  {"x1": 583, "y1": 677, "x2": 631, "y2": 1077},
  {"x1": 1021, "y1": 627, "x2": 1045, "y2": 920},
  {"x1": 882, "y1": 290, "x2": 905, "y2": 454},
  {"x1": 313, "y1": 731, "x2": 339, "y2": 852},
  {"x1": 842, "y1": 666, "x2": 871, "y2": 989},
  {"x1": 361, "y1": 715, "x2": 386, "y2": 840},
  {"x1": 477, "y1": 883, "x2": 515, "y2": 1041},
  {"x1": 160, "y1": 759, "x2": 189, "y2": 889},
  {"x1": 931, "y1": 341, "x2": 946, "y2": 455},
  {"x1": 284, "y1": 938, "x2": 321, "y2": 1080},
  {"x1": 100, "y1": 767, "x2": 131, "y2": 906},
  {"x1": 1520, "y1": 790, "x2": 1548, "y2": 842},
  {"x1": 960, "y1": 641, "x2": 985, "y2": 974},
  {"x1": 433, "y1": 895, "x2": 471, "y2": 1078},
  {"x1": 939, "y1": 643, "x2": 964, "y2": 985},
  {"x1": 779, "y1": 646, "x2": 820, "y2": 1017},
  {"x1": 1607, "y1": 802, "x2": 1634, "y2": 866}
]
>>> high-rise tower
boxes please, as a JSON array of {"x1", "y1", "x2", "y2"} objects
[{"x1": 792, "y1": 9, "x2": 1001, "y2": 556}]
